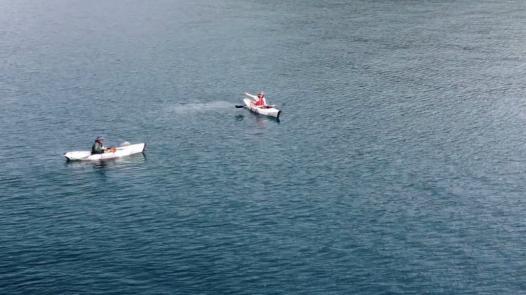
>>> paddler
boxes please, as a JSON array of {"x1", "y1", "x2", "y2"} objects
[
  {"x1": 254, "y1": 91, "x2": 267, "y2": 107},
  {"x1": 91, "y1": 136, "x2": 106, "y2": 154}
]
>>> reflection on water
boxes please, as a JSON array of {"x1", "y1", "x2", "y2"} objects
[
  {"x1": 237, "y1": 113, "x2": 281, "y2": 127},
  {"x1": 255, "y1": 114, "x2": 280, "y2": 126}
]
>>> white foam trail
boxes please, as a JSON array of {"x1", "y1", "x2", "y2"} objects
[{"x1": 171, "y1": 101, "x2": 234, "y2": 114}]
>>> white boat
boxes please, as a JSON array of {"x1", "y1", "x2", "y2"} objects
[
  {"x1": 243, "y1": 92, "x2": 281, "y2": 118},
  {"x1": 64, "y1": 143, "x2": 146, "y2": 161}
]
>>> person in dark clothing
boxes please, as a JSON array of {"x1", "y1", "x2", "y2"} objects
[{"x1": 91, "y1": 136, "x2": 106, "y2": 154}]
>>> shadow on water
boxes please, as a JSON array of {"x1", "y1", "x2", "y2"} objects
[{"x1": 235, "y1": 113, "x2": 281, "y2": 125}]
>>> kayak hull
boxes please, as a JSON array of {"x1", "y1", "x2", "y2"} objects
[
  {"x1": 64, "y1": 143, "x2": 146, "y2": 161},
  {"x1": 243, "y1": 93, "x2": 281, "y2": 118}
]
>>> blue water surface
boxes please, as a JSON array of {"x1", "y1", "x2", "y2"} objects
[{"x1": 1, "y1": 0, "x2": 526, "y2": 293}]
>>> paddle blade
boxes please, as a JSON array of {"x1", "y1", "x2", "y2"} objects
[{"x1": 235, "y1": 105, "x2": 245, "y2": 108}]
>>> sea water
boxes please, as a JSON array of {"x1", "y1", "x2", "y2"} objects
[{"x1": 1, "y1": 0, "x2": 526, "y2": 293}]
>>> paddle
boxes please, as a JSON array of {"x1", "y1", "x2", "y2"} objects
[{"x1": 235, "y1": 105, "x2": 245, "y2": 108}]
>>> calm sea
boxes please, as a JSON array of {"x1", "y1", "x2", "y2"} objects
[{"x1": 1, "y1": 0, "x2": 526, "y2": 293}]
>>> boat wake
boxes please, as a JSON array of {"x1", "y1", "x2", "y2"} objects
[{"x1": 170, "y1": 101, "x2": 234, "y2": 114}]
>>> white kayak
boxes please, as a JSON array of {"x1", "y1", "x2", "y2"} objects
[
  {"x1": 243, "y1": 92, "x2": 281, "y2": 118},
  {"x1": 64, "y1": 143, "x2": 146, "y2": 161}
]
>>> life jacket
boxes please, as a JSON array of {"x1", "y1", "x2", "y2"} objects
[{"x1": 255, "y1": 96, "x2": 266, "y2": 106}]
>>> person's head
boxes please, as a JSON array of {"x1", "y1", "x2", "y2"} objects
[
  {"x1": 258, "y1": 91, "x2": 265, "y2": 97},
  {"x1": 95, "y1": 136, "x2": 104, "y2": 143}
]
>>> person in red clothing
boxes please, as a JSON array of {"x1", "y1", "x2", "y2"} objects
[{"x1": 254, "y1": 91, "x2": 267, "y2": 107}]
